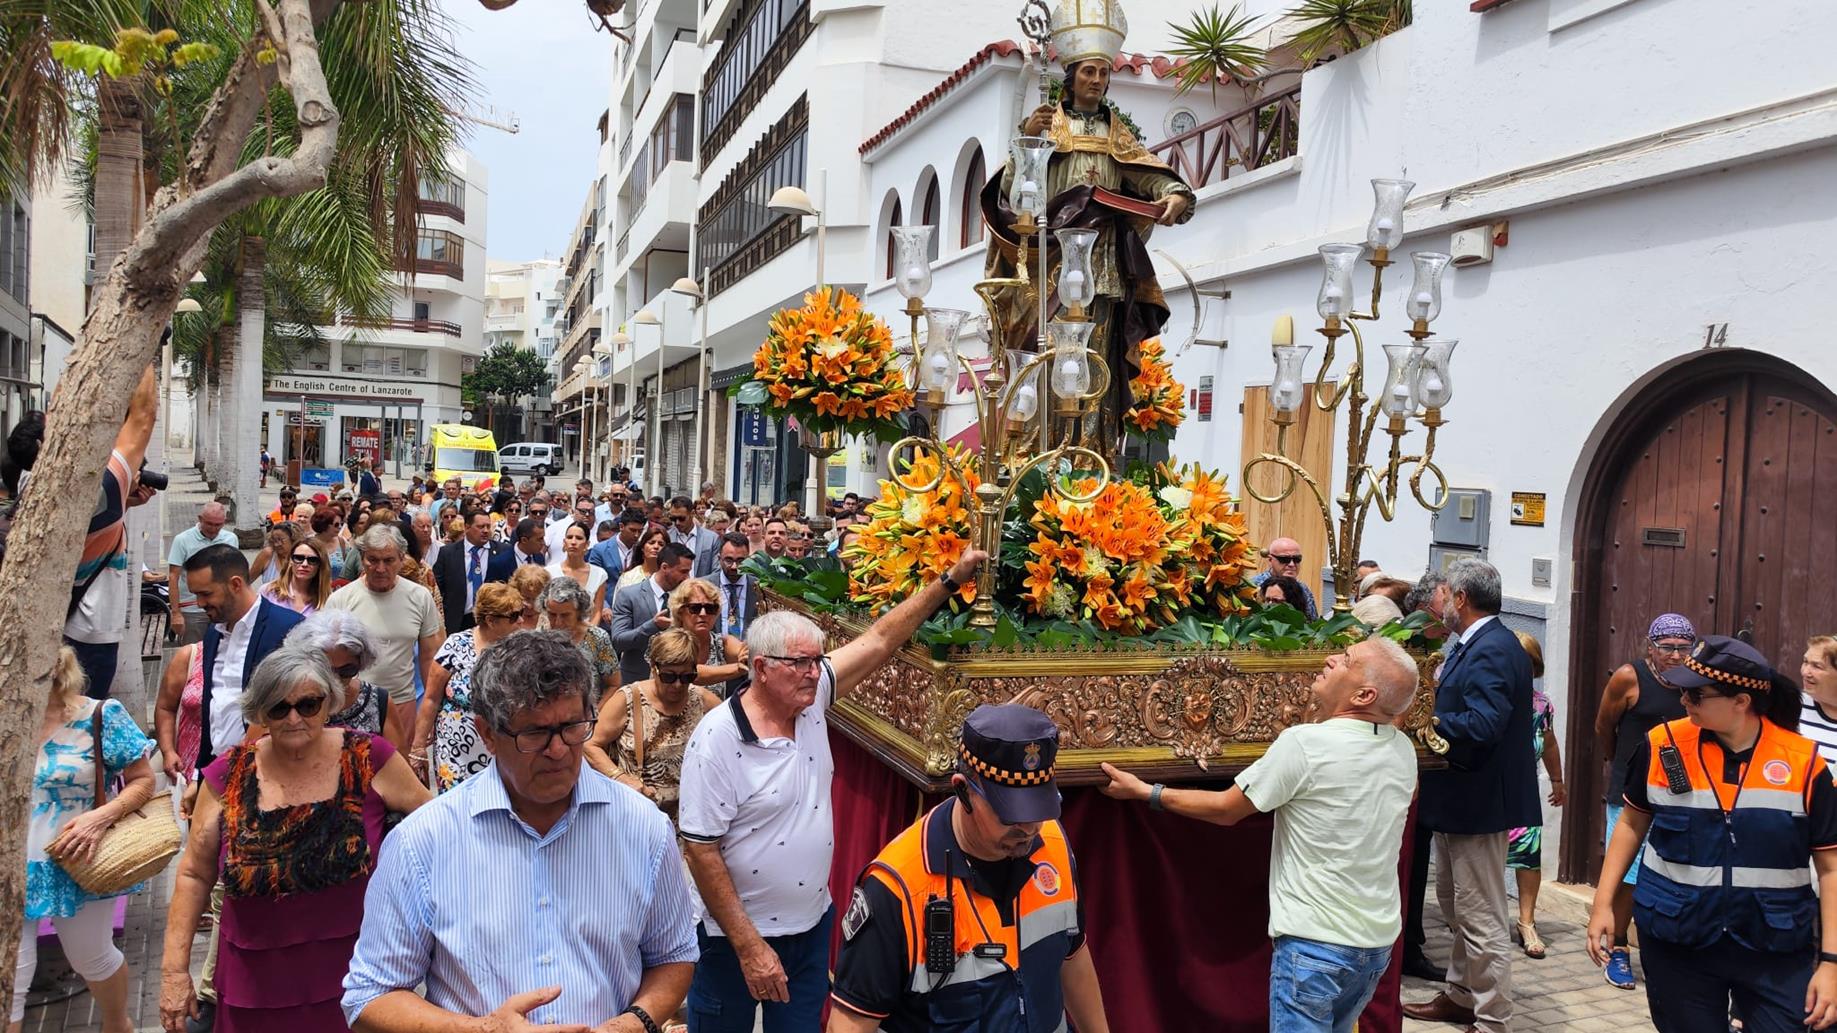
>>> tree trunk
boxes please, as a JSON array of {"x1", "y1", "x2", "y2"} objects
[
  {"x1": 0, "y1": 0, "x2": 345, "y2": 1010},
  {"x1": 230, "y1": 238, "x2": 266, "y2": 531}
]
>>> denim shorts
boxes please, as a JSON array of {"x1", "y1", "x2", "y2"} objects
[
  {"x1": 1605, "y1": 803, "x2": 1642, "y2": 885},
  {"x1": 1269, "y1": 935, "x2": 1392, "y2": 1033}
]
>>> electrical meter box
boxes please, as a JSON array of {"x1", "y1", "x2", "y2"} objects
[{"x1": 1430, "y1": 488, "x2": 1491, "y2": 551}]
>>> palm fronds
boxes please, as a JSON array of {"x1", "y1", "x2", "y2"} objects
[
  {"x1": 1166, "y1": 3, "x2": 1268, "y2": 102},
  {"x1": 1286, "y1": 0, "x2": 1411, "y2": 66}
]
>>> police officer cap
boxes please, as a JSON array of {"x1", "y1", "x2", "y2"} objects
[
  {"x1": 958, "y1": 704, "x2": 1061, "y2": 824},
  {"x1": 1665, "y1": 635, "x2": 1781, "y2": 694}
]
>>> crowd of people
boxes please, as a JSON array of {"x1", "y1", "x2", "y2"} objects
[{"x1": 12, "y1": 390, "x2": 1837, "y2": 1033}]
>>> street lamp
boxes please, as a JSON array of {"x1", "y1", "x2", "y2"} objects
[
  {"x1": 769, "y1": 181, "x2": 825, "y2": 289},
  {"x1": 592, "y1": 338, "x2": 614, "y2": 483},
  {"x1": 573, "y1": 356, "x2": 592, "y2": 480},
  {"x1": 669, "y1": 275, "x2": 709, "y2": 499},
  {"x1": 635, "y1": 308, "x2": 662, "y2": 495},
  {"x1": 610, "y1": 329, "x2": 633, "y2": 472}
]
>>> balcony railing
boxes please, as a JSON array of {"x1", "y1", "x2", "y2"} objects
[
  {"x1": 417, "y1": 198, "x2": 465, "y2": 222},
  {"x1": 341, "y1": 315, "x2": 463, "y2": 337},
  {"x1": 616, "y1": 227, "x2": 632, "y2": 264},
  {"x1": 1148, "y1": 85, "x2": 1301, "y2": 190},
  {"x1": 396, "y1": 257, "x2": 465, "y2": 279}
]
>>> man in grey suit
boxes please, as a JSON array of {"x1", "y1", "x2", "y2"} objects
[
  {"x1": 703, "y1": 533, "x2": 759, "y2": 642},
  {"x1": 608, "y1": 540, "x2": 697, "y2": 684},
  {"x1": 666, "y1": 495, "x2": 720, "y2": 578}
]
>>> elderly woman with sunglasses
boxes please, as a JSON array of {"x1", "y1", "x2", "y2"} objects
[
  {"x1": 585, "y1": 628, "x2": 720, "y2": 820},
  {"x1": 160, "y1": 646, "x2": 429, "y2": 1033},
  {"x1": 284, "y1": 609, "x2": 403, "y2": 749},
  {"x1": 261, "y1": 536, "x2": 333, "y2": 615},
  {"x1": 668, "y1": 577, "x2": 748, "y2": 694},
  {"x1": 412, "y1": 583, "x2": 527, "y2": 793}
]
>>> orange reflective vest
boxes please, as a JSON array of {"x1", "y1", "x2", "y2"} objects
[
  {"x1": 855, "y1": 801, "x2": 1081, "y2": 1033},
  {"x1": 1634, "y1": 717, "x2": 1820, "y2": 951}
]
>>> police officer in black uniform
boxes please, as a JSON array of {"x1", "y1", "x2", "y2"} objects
[{"x1": 827, "y1": 704, "x2": 1111, "y2": 1033}]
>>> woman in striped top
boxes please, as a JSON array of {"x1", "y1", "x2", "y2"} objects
[{"x1": 1800, "y1": 635, "x2": 1837, "y2": 775}]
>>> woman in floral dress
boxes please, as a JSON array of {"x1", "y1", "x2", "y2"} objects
[
  {"x1": 15, "y1": 647, "x2": 155, "y2": 1033},
  {"x1": 414, "y1": 583, "x2": 524, "y2": 792},
  {"x1": 540, "y1": 575, "x2": 619, "y2": 696},
  {"x1": 584, "y1": 629, "x2": 719, "y2": 823}
]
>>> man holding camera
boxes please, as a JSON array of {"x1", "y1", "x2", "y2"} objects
[
  {"x1": 1, "y1": 370, "x2": 162, "y2": 698},
  {"x1": 827, "y1": 703, "x2": 1110, "y2": 1033}
]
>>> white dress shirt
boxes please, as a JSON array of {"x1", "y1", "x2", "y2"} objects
[{"x1": 208, "y1": 600, "x2": 262, "y2": 753}]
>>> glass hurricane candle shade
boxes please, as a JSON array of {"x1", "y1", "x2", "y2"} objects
[
  {"x1": 1009, "y1": 137, "x2": 1056, "y2": 220},
  {"x1": 1412, "y1": 339, "x2": 1458, "y2": 409},
  {"x1": 1405, "y1": 251, "x2": 1452, "y2": 324},
  {"x1": 1379, "y1": 344, "x2": 1418, "y2": 418},
  {"x1": 918, "y1": 307, "x2": 970, "y2": 395},
  {"x1": 1269, "y1": 344, "x2": 1312, "y2": 415},
  {"x1": 891, "y1": 226, "x2": 934, "y2": 299},
  {"x1": 1317, "y1": 244, "x2": 1364, "y2": 321},
  {"x1": 1005, "y1": 350, "x2": 1042, "y2": 423},
  {"x1": 1366, "y1": 179, "x2": 1415, "y2": 252},
  {"x1": 1046, "y1": 320, "x2": 1095, "y2": 401},
  {"x1": 1054, "y1": 228, "x2": 1098, "y2": 311}
]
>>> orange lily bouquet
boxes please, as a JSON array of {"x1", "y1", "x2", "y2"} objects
[
  {"x1": 1125, "y1": 337, "x2": 1186, "y2": 443},
  {"x1": 847, "y1": 448, "x2": 982, "y2": 612},
  {"x1": 742, "y1": 286, "x2": 915, "y2": 442},
  {"x1": 848, "y1": 450, "x2": 1261, "y2": 635}
]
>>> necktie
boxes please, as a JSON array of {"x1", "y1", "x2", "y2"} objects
[
  {"x1": 726, "y1": 579, "x2": 742, "y2": 636},
  {"x1": 467, "y1": 546, "x2": 483, "y2": 609}
]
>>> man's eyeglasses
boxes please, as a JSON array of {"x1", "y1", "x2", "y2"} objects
[
  {"x1": 654, "y1": 670, "x2": 698, "y2": 685},
  {"x1": 763, "y1": 654, "x2": 825, "y2": 674},
  {"x1": 503, "y1": 718, "x2": 596, "y2": 753},
  {"x1": 1270, "y1": 553, "x2": 1303, "y2": 565},
  {"x1": 266, "y1": 695, "x2": 327, "y2": 722},
  {"x1": 1652, "y1": 641, "x2": 1692, "y2": 656},
  {"x1": 673, "y1": 514, "x2": 693, "y2": 524},
  {"x1": 530, "y1": 507, "x2": 549, "y2": 517}
]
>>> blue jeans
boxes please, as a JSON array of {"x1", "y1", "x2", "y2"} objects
[
  {"x1": 1269, "y1": 935, "x2": 1392, "y2": 1033},
  {"x1": 686, "y1": 904, "x2": 834, "y2": 1033}
]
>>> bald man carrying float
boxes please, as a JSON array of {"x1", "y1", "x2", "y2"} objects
[
  {"x1": 1252, "y1": 537, "x2": 1319, "y2": 619},
  {"x1": 1103, "y1": 637, "x2": 1422, "y2": 1031}
]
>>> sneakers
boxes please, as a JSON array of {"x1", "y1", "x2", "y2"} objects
[{"x1": 1604, "y1": 946, "x2": 1637, "y2": 989}]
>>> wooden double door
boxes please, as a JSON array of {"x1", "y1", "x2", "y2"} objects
[{"x1": 1561, "y1": 353, "x2": 1837, "y2": 881}]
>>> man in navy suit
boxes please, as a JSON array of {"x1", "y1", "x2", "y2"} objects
[
  {"x1": 183, "y1": 544, "x2": 306, "y2": 771},
  {"x1": 1403, "y1": 558, "x2": 1539, "y2": 1033},
  {"x1": 486, "y1": 517, "x2": 548, "y2": 582},
  {"x1": 432, "y1": 509, "x2": 506, "y2": 632}
]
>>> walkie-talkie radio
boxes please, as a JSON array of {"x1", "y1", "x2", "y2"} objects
[
  {"x1": 924, "y1": 896, "x2": 955, "y2": 976},
  {"x1": 1657, "y1": 744, "x2": 1692, "y2": 795}
]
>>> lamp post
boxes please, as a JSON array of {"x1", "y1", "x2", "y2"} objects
[
  {"x1": 770, "y1": 178, "x2": 837, "y2": 521},
  {"x1": 573, "y1": 356, "x2": 592, "y2": 480},
  {"x1": 1244, "y1": 177, "x2": 1457, "y2": 615},
  {"x1": 592, "y1": 338, "x2": 614, "y2": 484},
  {"x1": 769, "y1": 177, "x2": 825, "y2": 289},
  {"x1": 634, "y1": 308, "x2": 662, "y2": 495},
  {"x1": 670, "y1": 274, "x2": 709, "y2": 499},
  {"x1": 610, "y1": 329, "x2": 632, "y2": 471}
]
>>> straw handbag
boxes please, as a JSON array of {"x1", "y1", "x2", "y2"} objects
[{"x1": 56, "y1": 705, "x2": 183, "y2": 896}]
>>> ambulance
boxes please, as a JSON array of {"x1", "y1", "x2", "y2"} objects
[{"x1": 425, "y1": 424, "x2": 501, "y2": 491}]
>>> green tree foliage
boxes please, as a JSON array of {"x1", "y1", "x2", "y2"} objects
[
  {"x1": 463, "y1": 343, "x2": 551, "y2": 431},
  {"x1": 1287, "y1": 0, "x2": 1412, "y2": 65},
  {"x1": 1166, "y1": 3, "x2": 1268, "y2": 103}
]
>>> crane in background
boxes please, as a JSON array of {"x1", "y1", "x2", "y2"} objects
[{"x1": 444, "y1": 103, "x2": 521, "y2": 135}]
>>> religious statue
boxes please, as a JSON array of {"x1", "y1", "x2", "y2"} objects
[{"x1": 981, "y1": 0, "x2": 1196, "y2": 462}]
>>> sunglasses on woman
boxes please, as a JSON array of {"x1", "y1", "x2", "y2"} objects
[
  {"x1": 680, "y1": 602, "x2": 721, "y2": 616},
  {"x1": 265, "y1": 695, "x2": 326, "y2": 721},
  {"x1": 290, "y1": 553, "x2": 321, "y2": 566},
  {"x1": 654, "y1": 669, "x2": 698, "y2": 685}
]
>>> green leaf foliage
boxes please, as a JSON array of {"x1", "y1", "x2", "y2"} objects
[
  {"x1": 1286, "y1": 0, "x2": 1412, "y2": 66},
  {"x1": 1166, "y1": 3, "x2": 1268, "y2": 102}
]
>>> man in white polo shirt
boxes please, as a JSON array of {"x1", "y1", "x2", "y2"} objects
[{"x1": 677, "y1": 548, "x2": 988, "y2": 1033}]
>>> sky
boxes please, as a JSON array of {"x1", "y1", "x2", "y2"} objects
[{"x1": 439, "y1": 0, "x2": 614, "y2": 264}]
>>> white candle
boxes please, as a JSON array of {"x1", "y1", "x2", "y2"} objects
[
  {"x1": 1060, "y1": 270, "x2": 1086, "y2": 297},
  {"x1": 1375, "y1": 216, "x2": 1395, "y2": 235},
  {"x1": 1389, "y1": 382, "x2": 1412, "y2": 408},
  {"x1": 1421, "y1": 373, "x2": 1444, "y2": 397},
  {"x1": 1414, "y1": 290, "x2": 1434, "y2": 308},
  {"x1": 1020, "y1": 180, "x2": 1040, "y2": 210},
  {"x1": 905, "y1": 265, "x2": 925, "y2": 285}
]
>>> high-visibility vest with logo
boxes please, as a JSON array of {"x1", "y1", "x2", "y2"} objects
[
  {"x1": 1634, "y1": 717, "x2": 1819, "y2": 951},
  {"x1": 861, "y1": 806, "x2": 1081, "y2": 1033}
]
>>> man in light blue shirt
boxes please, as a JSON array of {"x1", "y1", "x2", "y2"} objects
[{"x1": 343, "y1": 630, "x2": 698, "y2": 1033}]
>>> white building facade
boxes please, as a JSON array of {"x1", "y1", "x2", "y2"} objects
[
  {"x1": 261, "y1": 148, "x2": 489, "y2": 477},
  {"x1": 852, "y1": 0, "x2": 1837, "y2": 883},
  {"x1": 484, "y1": 257, "x2": 564, "y2": 441}
]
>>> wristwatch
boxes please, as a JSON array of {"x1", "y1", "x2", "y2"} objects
[
  {"x1": 1821, "y1": 951, "x2": 1837, "y2": 967},
  {"x1": 1148, "y1": 783, "x2": 1166, "y2": 811},
  {"x1": 622, "y1": 1005, "x2": 661, "y2": 1033},
  {"x1": 939, "y1": 571, "x2": 960, "y2": 593}
]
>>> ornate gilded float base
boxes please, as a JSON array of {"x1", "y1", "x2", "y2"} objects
[{"x1": 767, "y1": 593, "x2": 1444, "y2": 790}]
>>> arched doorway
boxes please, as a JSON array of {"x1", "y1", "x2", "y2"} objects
[{"x1": 1560, "y1": 350, "x2": 1837, "y2": 882}]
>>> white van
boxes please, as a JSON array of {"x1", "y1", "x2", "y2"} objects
[{"x1": 498, "y1": 441, "x2": 566, "y2": 476}]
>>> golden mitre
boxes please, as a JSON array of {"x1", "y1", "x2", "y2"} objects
[{"x1": 1049, "y1": 0, "x2": 1127, "y2": 67}]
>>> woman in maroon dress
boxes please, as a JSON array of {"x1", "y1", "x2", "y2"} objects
[{"x1": 158, "y1": 644, "x2": 430, "y2": 1033}]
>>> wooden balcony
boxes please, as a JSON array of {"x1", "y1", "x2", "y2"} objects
[
  {"x1": 1149, "y1": 86, "x2": 1301, "y2": 190},
  {"x1": 341, "y1": 315, "x2": 462, "y2": 337}
]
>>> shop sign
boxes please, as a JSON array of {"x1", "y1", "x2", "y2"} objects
[{"x1": 269, "y1": 374, "x2": 420, "y2": 399}]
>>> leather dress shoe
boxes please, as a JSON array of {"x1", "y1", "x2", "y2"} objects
[
  {"x1": 1401, "y1": 949, "x2": 1442, "y2": 981},
  {"x1": 1401, "y1": 992, "x2": 1477, "y2": 1025}
]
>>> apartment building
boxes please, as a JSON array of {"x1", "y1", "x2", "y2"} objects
[
  {"x1": 484, "y1": 257, "x2": 564, "y2": 441},
  {"x1": 261, "y1": 149, "x2": 489, "y2": 474}
]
